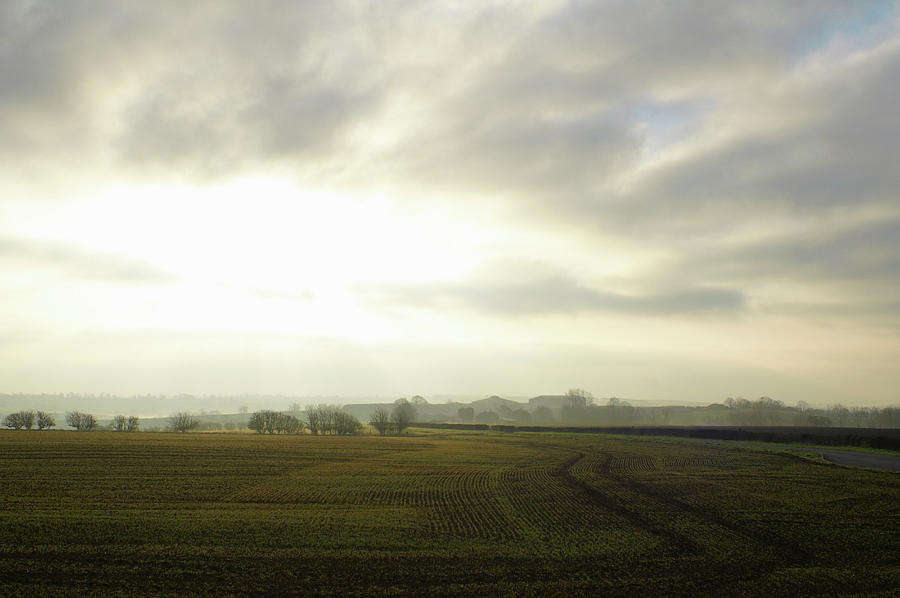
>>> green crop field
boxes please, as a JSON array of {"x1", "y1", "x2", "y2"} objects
[{"x1": 0, "y1": 429, "x2": 897, "y2": 596}]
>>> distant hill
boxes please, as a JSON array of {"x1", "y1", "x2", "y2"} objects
[
  {"x1": 528, "y1": 395, "x2": 568, "y2": 410},
  {"x1": 471, "y1": 395, "x2": 525, "y2": 412}
]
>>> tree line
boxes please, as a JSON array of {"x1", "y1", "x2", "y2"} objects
[
  {"x1": 368, "y1": 398, "x2": 417, "y2": 435},
  {"x1": 450, "y1": 389, "x2": 900, "y2": 428},
  {"x1": 247, "y1": 405, "x2": 363, "y2": 435},
  {"x1": 2, "y1": 410, "x2": 55, "y2": 430},
  {"x1": 2, "y1": 410, "x2": 141, "y2": 432},
  {"x1": 3, "y1": 406, "x2": 373, "y2": 435}
]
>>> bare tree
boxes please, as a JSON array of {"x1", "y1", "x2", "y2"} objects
[
  {"x1": 66, "y1": 411, "x2": 97, "y2": 431},
  {"x1": 850, "y1": 406, "x2": 870, "y2": 428},
  {"x1": 3, "y1": 411, "x2": 35, "y2": 430},
  {"x1": 828, "y1": 404, "x2": 851, "y2": 427},
  {"x1": 369, "y1": 407, "x2": 391, "y2": 435},
  {"x1": 306, "y1": 405, "x2": 361, "y2": 436},
  {"x1": 248, "y1": 410, "x2": 305, "y2": 434},
  {"x1": 111, "y1": 415, "x2": 140, "y2": 431},
  {"x1": 248, "y1": 411, "x2": 268, "y2": 434},
  {"x1": 169, "y1": 412, "x2": 199, "y2": 433},
  {"x1": 565, "y1": 388, "x2": 594, "y2": 408},
  {"x1": 334, "y1": 410, "x2": 362, "y2": 435},
  {"x1": 792, "y1": 400, "x2": 810, "y2": 425},
  {"x1": 283, "y1": 413, "x2": 305, "y2": 434},
  {"x1": 562, "y1": 389, "x2": 593, "y2": 423},
  {"x1": 36, "y1": 411, "x2": 55, "y2": 430},
  {"x1": 391, "y1": 398, "x2": 416, "y2": 434},
  {"x1": 306, "y1": 405, "x2": 322, "y2": 436},
  {"x1": 2, "y1": 413, "x2": 20, "y2": 429}
]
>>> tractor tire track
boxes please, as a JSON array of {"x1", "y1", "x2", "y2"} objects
[
  {"x1": 594, "y1": 456, "x2": 814, "y2": 563},
  {"x1": 550, "y1": 451, "x2": 700, "y2": 554}
]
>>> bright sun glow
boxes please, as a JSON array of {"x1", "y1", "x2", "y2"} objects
[{"x1": 11, "y1": 177, "x2": 495, "y2": 338}]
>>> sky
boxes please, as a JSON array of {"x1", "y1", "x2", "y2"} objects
[{"x1": 1, "y1": 0, "x2": 899, "y2": 406}]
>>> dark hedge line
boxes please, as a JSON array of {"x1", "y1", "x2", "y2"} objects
[{"x1": 413, "y1": 422, "x2": 900, "y2": 450}]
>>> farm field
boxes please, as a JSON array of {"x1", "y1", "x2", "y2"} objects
[{"x1": 0, "y1": 430, "x2": 898, "y2": 596}]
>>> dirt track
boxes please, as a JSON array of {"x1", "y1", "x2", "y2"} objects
[
  {"x1": 697, "y1": 439, "x2": 900, "y2": 472},
  {"x1": 802, "y1": 447, "x2": 900, "y2": 471}
]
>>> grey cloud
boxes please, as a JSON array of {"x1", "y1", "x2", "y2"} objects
[
  {"x1": 531, "y1": 1, "x2": 828, "y2": 88},
  {"x1": 365, "y1": 2, "x2": 845, "y2": 199},
  {"x1": 359, "y1": 267, "x2": 743, "y2": 317},
  {"x1": 759, "y1": 299, "x2": 900, "y2": 325},
  {"x1": 616, "y1": 38, "x2": 900, "y2": 234},
  {"x1": 0, "y1": 0, "x2": 873, "y2": 189},
  {"x1": 696, "y1": 218, "x2": 900, "y2": 283},
  {"x1": 241, "y1": 77, "x2": 372, "y2": 158},
  {"x1": 651, "y1": 216, "x2": 900, "y2": 324},
  {"x1": 0, "y1": 1, "x2": 384, "y2": 180},
  {"x1": 2, "y1": 0, "x2": 897, "y2": 327},
  {"x1": 392, "y1": 109, "x2": 642, "y2": 199},
  {"x1": 115, "y1": 68, "x2": 380, "y2": 178},
  {"x1": 0, "y1": 236, "x2": 178, "y2": 285}
]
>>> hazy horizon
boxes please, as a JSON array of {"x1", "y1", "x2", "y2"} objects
[
  {"x1": 3, "y1": 2, "x2": 900, "y2": 407},
  {"x1": 0, "y1": 390, "x2": 880, "y2": 422}
]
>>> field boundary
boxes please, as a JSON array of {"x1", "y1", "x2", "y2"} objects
[{"x1": 412, "y1": 423, "x2": 900, "y2": 451}]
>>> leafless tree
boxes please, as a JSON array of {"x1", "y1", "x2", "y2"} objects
[
  {"x1": 850, "y1": 406, "x2": 870, "y2": 428},
  {"x1": 565, "y1": 388, "x2": 594, "y2": 409},
  {"x1": 828, "y1": 404, "x2": 851, "y2": 427},
  {"x1": 334, "y1": 410, "x2": 362, "y2": 435},
  {"x1": 111, "y1": 415, "x2": 140, "y2": 431},
  {"x1": 306, "y1": 405, "x2": 322, "y2": 435},
  {"x1": 36, "y1": 411, "x2": 55, "y2": 430},
  {"x1": 369, "y1": 407, "x2": 391, "y2": 435},
  {"x1": 391, "y1": 398, "x2": 416, "y2": 434},
  {"x1": 306, "y1": 405, "x2": 361, "y2": 435},
  {"x1": 66, "y1": 411, "x2": 97, "y2": 431},
  {"x1": 561, "y1": 389, "x2": 593, "y2": 423},
  {"x1": 169, "y1": 412, "x2": 199, "y2": 433},
  {"x1": 249, "y1": 410, "x2": 305, "y2": 434},
  {"x1": 4, "y1": 411, "x2": 35, "y2": 430}
]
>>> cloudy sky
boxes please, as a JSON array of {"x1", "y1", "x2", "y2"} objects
[{"x1": 2, "y1": 1, "x2": 899, "y2": 405}]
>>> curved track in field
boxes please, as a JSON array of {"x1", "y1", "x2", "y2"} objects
[
  {"x1": 798, "y1": 448, "x2": 900, "y2": 471},
  {"x1": 693, "y1": 440, "x2": 900, "y2": 472}
]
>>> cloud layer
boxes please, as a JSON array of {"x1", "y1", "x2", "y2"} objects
[
  {"x1": 2, "y1": 1, "x2": 899, "y2": 401},
  {"x1": 0, "y1": 235, "x2": 177, "y2": 285}
]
